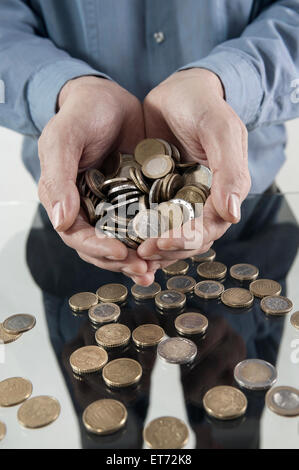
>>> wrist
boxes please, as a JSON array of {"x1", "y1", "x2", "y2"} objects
[
  {"x1": 58, "y1": 75, "x2": 108, "y2": 109},
  {"x1": 178, "y1": 68, "x2": 225, "y2": 99}
]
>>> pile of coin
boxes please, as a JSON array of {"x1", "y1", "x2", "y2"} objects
[
  {"x1": 77, "y1": 138, "x2": 212, "y2": 249},
  {"x1": 0, "y1": 313, "x2": 36, "y2": 344}
]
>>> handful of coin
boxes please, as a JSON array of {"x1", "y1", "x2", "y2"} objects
[{"x1": 77, "y1": 138, "x2": 212, "y2": 249}]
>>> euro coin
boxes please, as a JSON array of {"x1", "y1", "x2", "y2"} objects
[
  {"x1": 221, "y1": 288, "x2": 254, "y2": 308},
  {"x1": 162, "y1": 260, "x2": 189, "y2": 276},
  {"x1": 96, "y1": 283, "x2": 128, "y2": 303},
  {"x1": 134, "y1": 138, "x2": 166, "y2": 165},
  {"x1": 95, "y1": 323, "x2": 131, "y2": 348},
  {"x1": 157, "y1": 337, "x2": 197, "y2": 364},
  {"x1": 131, "y1": 282, "x2": 161, "y2": 300},
  {"x1": 230, "y1": 263, "x2": 259, "y2": 281},
  {"x1": 102, "y1": 358, "x2": 142, "y2": 388},
  {"x1": 166, "y1": 275, "x2": 196, "y2": 293},
  {"x1": 155, "y1": 290, "x2": 186, "y2": 310},
  {"x1": 132, "y1": 324, "x2": 165, "y2": 347},
  {"x1": 142, "y1": 155, "x2": 174, "y2": 180},
  {"x1": 83, "y1": 399, "x2": 127, "y2": 435},
  {"x1": 191, "y1": 248, "x2": 216, "y2": 263},
  {"x1": 183, "y1": 164, "x2": 212, "y2": 189},
  {"x1": 157, "y1": 201, "x2": 184, "y2": 230},
  {"x1": 143, "y1": 417, "x2": 189, "y2": 449},
  {"x1": 203, "y1": 386, "x2": 247, "y2": 420},
  {"x1": 197, "y1": 261, "x2": 227, "y2": 280},
  {"x1": 249, "y1": 279, "x2": 281, "y2": 298},
  {"x1": 290, "y1": 311, "x2": 299, "y2": 330},
  {"x1": 260, "y1": 295, "x2": 293, "y2": 315},
  {"x1": 0, "y1": 323, "x2": 22, "y2": 344},
  {"x1": 194, "y1": 280, "x2": 224, "y2": 299},
  {"x1": 132, "y1": 209, "x2": 165, "y2": 240},
  {"x1": 0, "y1": 377, "x2": 32, "y2": 407},
  {"x1": 18, "y1": 396, "x2": 60, "y2": 429},
  {"x1": 266, "y1": 386, "x2": 299, "y2": 417},
  {"x1": 69, "y1": 345, "x2": 108, "y2": 374},
  {"x1": 80, "y1": 197, "x2": 96, "y2": 225},
  {"x1": 88, "y1": 303, "x2": 120, "y2": 324},
  {"x1": 175, "y1": 312, "x2": 208, "y2": 336},
  {"x1": 68, "y1": 292, "x2": 98, "y2": 312},
  {"x1": 234, "y1": 359, "x2": 277, "y2": 390},
  {"x1": 3, "y1": 314, "x2": 36, "y2": 334},
  {"x1": 0, "y1": 421, "x2": 6, "y2": 441}
]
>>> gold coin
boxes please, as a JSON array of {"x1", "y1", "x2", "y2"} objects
[
  {"x1": 0, "y1": 377, "x2": 32, "y2": 407},
  {"x1": 132, "y1": 324, "x2": 165, "y2": 347},
  {"x1": 80, "y1": 197, "x2": 96, "y2": 225},
  {"x1": 194, "y1": 280, "x2": 224, "y2": 299},
  {"x1": 134, "y1": 138, "x2": 166, "y2": 165},
  {"x1": 203, "y1": 385, "x2": 247, "y2": 420},
  {"x1": 162, "y1": 260, "x2": 189, "y2": 276},
  {"x1": 183, "y1": 164, "x2": 212, "y2": 189},
  {"x1": 83, "y1": 399, "x2": 127, "y2": 435},
  {"x1": 129, "y1": 167, "x2": 150, "y2": 194},
  {"x1": 0, "y1": 421, "x2": 6, "y2": 441},
  {"x1": 260, "y1": 295, "x2": 293, "y2": 316},
  {"x1": 68, "y1": 292, "x2": 98, "y2": 312},
  {"x1": 142, "y1": 155, "x2": 174, "y2": 179},
  {"x1": 69, "y1": 345, "x2": 108, "y2": 374},
  {"x1": 3, "y1": 314, "x2": 36, "y2": 334},
  {"x1": 18, "y1": 396, "x2": 60, "y2": 429},
  {"x1": 265, "y1": 386, "x2": 299, "y2": 417},
  {"x1": 290, "y1": 311, "x2": 299, "y2": 330},
  {"x1": 0, "y1": 323, "x2": 22, "y2": 344},
  {"x1": 95, "y1": 323, "x2": 131, "y2": 348},
  {"x1": 131, "y1": 282, "x2": 161, "y2": 300},
  {"x1": 175, "y1": 185, "x2": 205, "y2": 205},
  {"x1": 143, "y1": 416, "x2": 189, "y2": 449},
  {"x1": 166, "y1": 275, "x2": 196, "y2": 293},
  {"x1": 221, "y1": 288, "x2": 254, "y2": 308},
  {"x1": 175, "y1": 312, "x2": 208, "y2": 335},
  {"x1": 102, "y1": 358, "x2": 142, "y2": 388},
  {"x1": 96, "y1": 283, "x2": 128, "y2": 303},
  {"x1": 197, "y1": 261, "x2": 227, "y2": 280},
  {"x1": 155, "y1": 290, "x2": 186, "y2": 310},
  {"x1": 191, "y1": 248, "x2": 216, "y2": 263},
  {"x1": 230, "y1": 263, "x2": 259, "y2": 281},
  {"x1": 249, "y1": 279, "x2": 281, "y2": 298}
]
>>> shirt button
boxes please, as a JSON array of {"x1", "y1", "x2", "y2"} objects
[{"x1": 153, "y1": 32, "x2": 165, "y2": 44}]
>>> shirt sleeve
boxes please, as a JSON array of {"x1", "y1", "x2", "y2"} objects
[
  {"x1": 0, "y1": 0, "x2": 111, "y2": 135},
  {"x1": 179, "y1": 0, "x2": 299, "y2": 130}
]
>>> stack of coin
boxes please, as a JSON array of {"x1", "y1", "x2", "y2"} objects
[
  {"x1": 77, "y1": 138, "x2": 212, "y2": 249},
  {"x1": 0, "y1": 314, "x2": 36, "y2": 344}
]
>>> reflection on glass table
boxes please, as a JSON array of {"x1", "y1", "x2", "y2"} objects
[{"x1": 1, "y1": 191, "x2": 299, "y2": 449}]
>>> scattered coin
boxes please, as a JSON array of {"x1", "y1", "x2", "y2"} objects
[
  {"x1": 68, "y1": 292, "x2": 98, "y2": 312},
  {"x1": 135, "y1": 138, "x2": 166, "y2": 165},
  {"x1": 69, "y1": 345, "x2": 108, "y2": 375},
  {"x1": 95, "y1": 323, "x2": 131, "y2": 349},
  {"x1": 234, "y1": 359, "x2": 277, "y2": 390},
  {"x1": 155, "y1": 290, "x2": 186, "y2": 310},
  {"x1": 132, "y1": 324, "x2": 165, "y2": 347},
  {"x1": 290, "y1": 311, "x2": 299, "y2": 330},
  {"x1": 88, "y1": 302, "x2": 121, "y2": 324},
  {"x1": 162, "y1": 260, "x2": 189, "y2": 276},
  {"x1": 166, "y1": 275, "x2": 196, "y2": 293},
  {"x1": 249, "y1": 279, "x2": 282, "y2": 298},
  {"x1": 18, "y1": 396, "x2": 61, "y2": 428},
  {"x1": 96, "y1": 283, "x2": 128, "y2": 303},
  {"x1": 131, "y1": 282, "x2": 161, "y2": 300},
  {"x1": 142, "y1": 155, "x2": 174, "y2": 179},
  {"x1": 197, "y1": 261, "x2": 227, "y2": 280},
  {"x1": 0, "y1": 323, "x2": 22, "y2": 344},
  {"x1": 194, "y1": 280, "x2": 224, "y2": 299},
  {"x1": 230, "y1": 263, "x2": 259, "y2": 281},
  {"x1": 3, "y1": 314, "x2": 36, "y2": 335},
  {"x1": 0, "y1": 377, "x2": 33, "y2": 407},
  {"x1": 203, "y1": 386, "x2": 247, "y2": 420},
  {"x1": 221, "y1": 288, "x2": 254, "y2": 308},
  {"x1": 143, "y1": 416, "x2": 189, "y2": 449},
  {"x1": 175, "y1": 312, "x2": 208, "y2": 336},
  {"x1": 260, "y1": 295, "x2": 293, "y2": 315},
  {"x1": 157, "y1": 337, "x2": 197, "y2": 364},
  {"x1": 191, "y1": 248, "x2": 216, "y2": 263},
  {"x1": 0, "y1": 421, "x2": 6, "y2": 441},
  {"x1": 102, "y1": 358, "x2": 142, "y2": 388},
  {"x1": 266, "y1": 386, "x2": 299, "y2": 417},
  {"x1": 83, "y1": 399, "x2": 127, "y2": 435}
]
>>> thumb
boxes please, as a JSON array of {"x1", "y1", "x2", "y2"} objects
[{"x1": 38, "y1": 120, "x2": 81, "y2": 232}]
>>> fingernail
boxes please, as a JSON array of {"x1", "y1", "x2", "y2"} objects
[
  {"x1": 228, "y1": 194, "x2": 240, "y2": 221},
  {"x1": 52, "y1": 202, "x2": 63, "y2": 230}
]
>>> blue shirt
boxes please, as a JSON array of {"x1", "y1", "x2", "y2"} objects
[{"x1": 0, "y1": 0, "x2": 298, "y2": 193}]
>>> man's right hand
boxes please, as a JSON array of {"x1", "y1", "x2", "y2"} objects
[{"x1": 38, "y1": 76, "x2": 153, "y2": 284}]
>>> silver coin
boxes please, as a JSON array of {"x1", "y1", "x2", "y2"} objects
[
  {"x1": 88, "y1": 303, "x2": 121, "y2": 324},
  {"x1": 266, "y1": 386, "x2": 299, "y2": 416},
  {"x1": 131, "y1": 282, "x2": 161, "y2": 300},
  {"x1": 3, "y1": 314, "x2": 36, "y2": 334},
  {"x1": 155, "y1": 290, "x2": 186, "y2": 309},
  {"x1": 194, "y1": 280, "x2": 224, "y2": 299},
  {"x1": 166, "y1": 276, "x2": 196, "y2": 293},
  {"x1": 149, "y1": 179, "x2": 161, "y2": 206},
  {"x1": 132, "y1": 209, "x2": 164, "y2": 240},
  {"x1": 184, "y1": 164, "x2": 212, "y2": 189},
  {"x1": 107, "y1": 183, "x2": 138, "y2": 197},
  {"x1": 261, "y1": 295, "x2": 293, "y2": 315},
  {"x1": 157, "y1": 337, "x2": 197, "y2": 364},
  {"x1": 169, "y1": 199, "x2": 194, "y2": 222},
  {"x1": 110, "y1": 191, "x2": 141, "y2": 204},
  {"x1": 230, "y1": 263, "x2": 259, "y2": 281},
  {"x1": 234, "y1": 359, "x2": 277, "y2": 390},
  {"x1": 191, "y1": 248, "x2": 216, "y2": 263}
]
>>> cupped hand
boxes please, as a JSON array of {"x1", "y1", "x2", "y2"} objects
[
  {"x1": 138, "y1": 68, "x2": 251, "y2": 270},
  {"x1": 38, "y1": 76, "x2": 153, "y2": 283}
]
